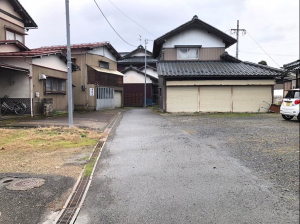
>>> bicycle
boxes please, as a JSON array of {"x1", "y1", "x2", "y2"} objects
[{"x1": 1, "y1": 95, "x2": 27, "y2": 116}]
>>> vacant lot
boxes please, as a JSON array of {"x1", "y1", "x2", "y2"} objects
[
  {"x1": 0, "y1": 126, "x2": 101, "y2": 179},
  {"x1": 164, "y1": 113, "x2": 299, "y2": 200}
]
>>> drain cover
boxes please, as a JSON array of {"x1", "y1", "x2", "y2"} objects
[{"x1": 6, "y1": 178, "x2": 45, "y2": 191}]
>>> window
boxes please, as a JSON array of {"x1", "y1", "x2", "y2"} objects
[
  {"x1": 99, "y1": 61, "x2": 109, "y2": 69},
  {"x1": 46, "y1": 78, "x2": 66, "y2": 94},
  {"x1": 97, "y1": 87, "x2": 114, "y2": 99},
  {"x1": 6, "y1": 30, "x2": 24, "y2": 43},
  {"x1": 177, "y1": 48, "x2": 199, "y2": 60}
]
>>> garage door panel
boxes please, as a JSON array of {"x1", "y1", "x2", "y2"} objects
[
  {"x1": 167, "y1": 87, "x2": 198, "y2": 112},
  {"x1": 233, "y1": 86, "x2": 272, "y2": 112},
  {"x1": 200, "y1": 86, "x2": 231, "y2": 112}
]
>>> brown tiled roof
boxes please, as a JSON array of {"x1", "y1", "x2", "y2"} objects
[
  {"x1": 0, "y1": 49, "x2": 65, "y2": 57},
  {"x1": 0, "y1": 40, "x2": 30, "y2": 51},
  {"x1": 0, "y1": 62, "x2": 29, "y2": 73},
  {"x1": 0, "y1": 50, "x2": 80, "y2": 71},
  {"x1": 35, "y1": 42, "x2": 110, "y2": 51},
  {"x1": 35, "y1": 42, "x2": 122, "y2": 59}
]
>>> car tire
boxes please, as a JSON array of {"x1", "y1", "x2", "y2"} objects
[
  {"x1": 282, "y1": 114, "x2": 294, "y2": 120},
  {"x1": 297, "y1": 114, "x2": 300, "y2": 122}
]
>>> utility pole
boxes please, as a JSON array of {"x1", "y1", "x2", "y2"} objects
[
  {"x1": 65, "y1": 0, "x2": 73, "y2": 127},
  {"x1": 144, "y1": 39, "x2": 148, "y2": 107},
  {"x1": 231, "y1": 20, "x2": 246, "y2": 59}
]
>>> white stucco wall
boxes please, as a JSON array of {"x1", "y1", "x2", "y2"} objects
[
  {"x1": 0, "y1": 70, "x2": 30, "y2": 98},
  {"x1": 32, "y1": 55, "x2": 68, "y2": 72},
  {"x1": 131, "y1": 51, "x2": 152, "y2": 57},
  {"x1": 140, "y1": 68, "x2": 158, "y2": 78},
  {"x1": 163, "y1": 28, "x2": 225, "y2": 48},
  {"x1": 0, "y1": 44, "x2": 20, "y2": 52},
  {"x1": 124, "y1": 70, "x2": 152, "y2": 84},
  {"x1": 89, "y1": 46, "x2": 116, "y2": 62}
]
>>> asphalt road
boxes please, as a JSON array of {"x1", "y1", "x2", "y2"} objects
[{"x1": 75, "y1": 109, "x2": 298, "y2": 224}]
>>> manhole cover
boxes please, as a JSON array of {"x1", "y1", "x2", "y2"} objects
[{"x1": 6, "y1": 178, "x2": 45, "y2": 191}]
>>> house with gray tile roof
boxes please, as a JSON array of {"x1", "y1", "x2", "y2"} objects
[
  {"x1": 118, "y1": 45, "x2": 158, "y2": 106},
  {"x1": 153, "y1": 15, "x2": 285, "y2": 113}
]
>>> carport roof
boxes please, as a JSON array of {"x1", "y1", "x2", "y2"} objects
[
  {"x1": 157, "y1": 60, "x2": 284, "y2": 77},
  {"x1": 0, "y1": 62, "x2": 29, "y2": 73}
]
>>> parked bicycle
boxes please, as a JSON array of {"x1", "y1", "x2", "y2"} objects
[{"x1": 1, "y1": 95, "x2": 27, "y2": 116}]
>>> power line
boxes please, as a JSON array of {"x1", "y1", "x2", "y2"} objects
[
  {"x1": 246, "y1": 31, "x2": 281, "y2": 67},
  {"x1": 93, "y1": 0, "x2": 137, "y2": 47},
  {"x1": 240, "y1": 42, "x2": 298, "y2": 51},
  {"x1": 107, "y1": 0, "x2": 156, "y2": 38},
  {"x1": 238, "y1": 51, "x2": 298, "y2": 57}
]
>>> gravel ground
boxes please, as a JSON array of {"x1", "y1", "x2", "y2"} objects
[
  {"x1": 164, "y1": 113, "x2": 299, "y2": 210},
  {"x1": 0, "y1": 173, "x2": 74, "y2": 224}
]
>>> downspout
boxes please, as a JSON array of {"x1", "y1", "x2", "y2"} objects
[
  {"x1": 85, "y1": 53, "x2": 88, "y2": 110},
  {"x1": 24, "y1": 58, "x2": 33, "y2": 117}
]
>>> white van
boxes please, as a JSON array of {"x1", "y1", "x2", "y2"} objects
[{"x1": 280, "y1": 88, "x2": 300, "y2": 121}]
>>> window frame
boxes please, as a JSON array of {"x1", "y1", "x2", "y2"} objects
[
  {"x1": 6, "y1": 30, "x2": 24, "y2": 44},
  {"x1": 99, "y1": 61, "x2": 109, "y2": 69},
  {"x1": 177, "y1": 48, "x2": 199, "y2": 60},
  {"x1": 45, "y1": 77, "x2": 66, "y2": 94}
]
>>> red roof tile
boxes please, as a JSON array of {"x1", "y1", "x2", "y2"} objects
[
  {"x1": 0, "y1": 50, "x2": 65, "y2": 57},
  {"x1": 35, "y1": 42, "x2": 110, "y2": 51},
  {"x1": 0, "y1": 40, "x2": 30, "y2": 51}
]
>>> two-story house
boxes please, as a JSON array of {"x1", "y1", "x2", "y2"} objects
[
  {"x1": 153, "y1": 16, "x2": 284, "y2": 113},
  {"x1": 0, "y1": 0, "x2": 79, "y2": 116},
  {"x1": 35, "y1": 42, "x2": 124, "y2": 111},
  {"x1": 118, "y1": 45, "x2": 158, "y2": 106}
]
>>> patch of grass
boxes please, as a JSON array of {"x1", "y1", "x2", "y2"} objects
[
  {"x1": 150, "y1": 105, "x2": 163, "y2": 114},
  {"x1": 85, "y1": 158, "x2": 96, "y2": 176},
  {"x1": 0, "y1": 126, "x2": 102, "y2": 178}
]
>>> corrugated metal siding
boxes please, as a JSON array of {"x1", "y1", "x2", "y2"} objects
[
  {"x1": 199, "y1": 86, "x2": 231, "y2": 112},
  {"x1": 167, "y1": 87, "x2": 198, "y2": 112},
  {"x1": 232, "y1": 86, "x2": 272, "y2": 112},
  {"x1": 199, "y1": 48, "x2": 225, "y2": 60}
]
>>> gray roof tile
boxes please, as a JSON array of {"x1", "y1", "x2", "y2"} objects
[
  {"x1": 118, "y1": 56, "x2": 157, "y2": 64},
  {"x1": 157, "y1": 61, "x2": 284, "y2": 77}
]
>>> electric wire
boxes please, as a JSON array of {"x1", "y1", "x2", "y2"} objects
[
  {"x1": 238, "y1": 51, "x2": 298, "y2": 57},
  {"x1": 107, "y1": 0, "x2": 156, "y2": 37},
  {"x1": 93, "y1": 0, "x2": 137, "y2": 47},
  {"x1": 245, "y1": 31, "x2": 281, "y2": 67}
]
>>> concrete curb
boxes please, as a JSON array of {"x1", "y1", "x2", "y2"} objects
[{"x1": 53, "y1": 112, "x2": 122, "y2": 224}]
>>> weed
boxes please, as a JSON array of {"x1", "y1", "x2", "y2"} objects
[{"x1": 85, "y1": 158, "x2": 96, "y2": 176}]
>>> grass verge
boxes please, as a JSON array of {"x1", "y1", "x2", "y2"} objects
[{"x1": 0, "y1": 126, "x2": 101, "y2": 179}]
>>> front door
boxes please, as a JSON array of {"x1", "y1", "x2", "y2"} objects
[{"x1": 96, "y1": 87, "x2": 115, "y2": 110}]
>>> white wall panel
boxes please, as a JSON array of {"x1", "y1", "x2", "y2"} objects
[
  {"x1": 32, "y1": 55, "x2": 67, "y2": 72},
  {"x1": 163, "y1": 28, "x2": 225, "y2": 48},
  {"x1": 199, "y1": 86, "x2": 231, "y2": 112},
  {"x1": 167, "y1": 87, "x2": 198, "y2": 112},
  {"x1": 233, "y1": 86, "x2": 272, "y2": 112},
  {"x1": 124, "y1": 70, "x2": 152, "y2": 84}
]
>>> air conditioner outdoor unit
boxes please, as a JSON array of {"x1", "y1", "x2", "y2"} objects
[{"x1": 39, "y1": 74, "x2": 47, "y2": 80}]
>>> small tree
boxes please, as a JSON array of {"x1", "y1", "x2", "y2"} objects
[{"x1": 258, "y1": 60, "x2": 267, "y2": 65}]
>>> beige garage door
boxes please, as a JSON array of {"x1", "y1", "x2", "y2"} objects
[
  {"x1": 232, "y1": 86, "x2": 272, "y2": 112},
  {"x1": 199, "y1": 86, "x2": 232, "y2": 112},
  {"x1": 167, "y1": 87, "x2": 198, "y2": 112},
  {"x1": 114, "y1": 91, "x2": 122, "y2": 108}
]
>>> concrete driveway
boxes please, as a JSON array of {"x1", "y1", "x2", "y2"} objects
[{"x1": 75, "y1": 109, "x2": 298, "y2": 224}]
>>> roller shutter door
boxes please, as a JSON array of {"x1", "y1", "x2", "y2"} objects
[
  {"x1": 232, "y1": 86, "x2": 272, "y2": 112},
  {"x1": 199, "y1": 86, "x2": 231, "y2": 112},
  {"x1": 167, "y1": 87, "x2": 198, "y2": 112}
]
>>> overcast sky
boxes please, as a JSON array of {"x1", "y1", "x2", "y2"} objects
[{"x1": 20, "y1": 0, "x2": 299, "y2": 68}]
